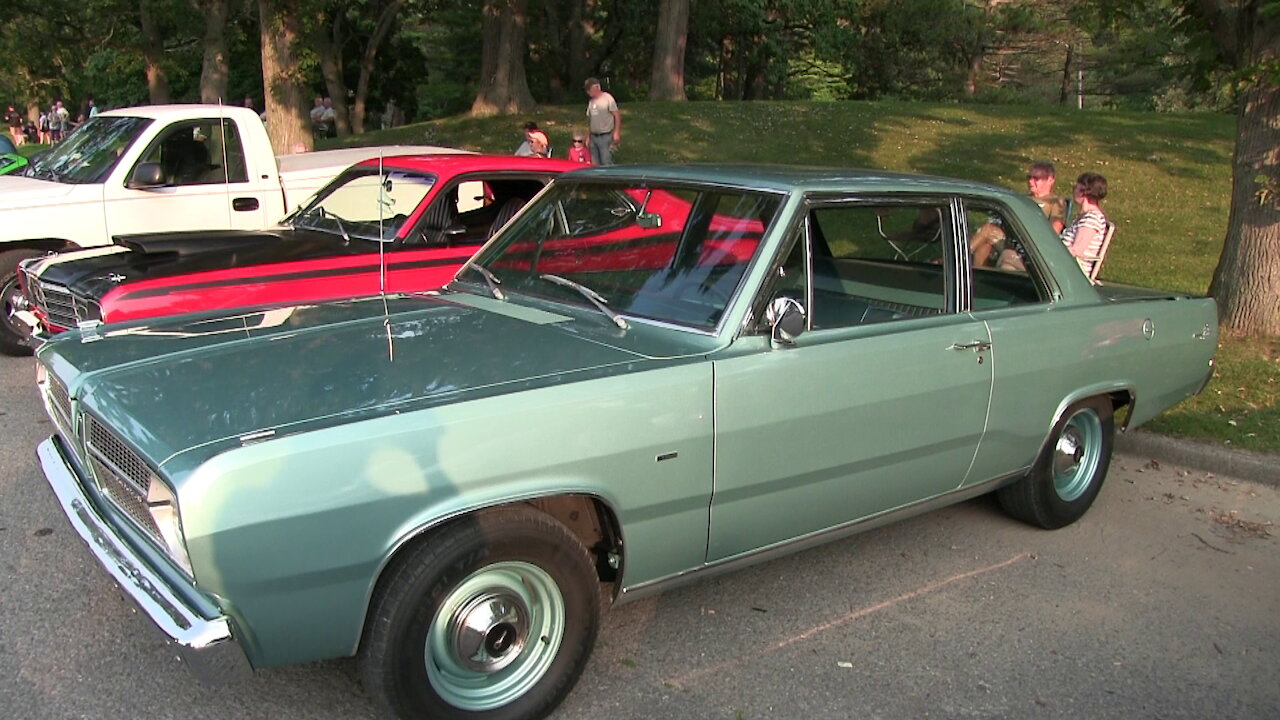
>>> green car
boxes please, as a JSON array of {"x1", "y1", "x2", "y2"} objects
[{"x1": 34, "y1": 165, "x2": 1217, "y2": 720}]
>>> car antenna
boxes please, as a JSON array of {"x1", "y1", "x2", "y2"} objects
[{"x1": 378, "y1": 150, "x2": 394, "y2": 362}]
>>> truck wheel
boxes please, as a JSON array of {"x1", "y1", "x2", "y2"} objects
[
  {"x1": 360, "y1": 507, "x2": 600, "y2": 720},
  {"x1": 1, "y1": 250, "x2": 42, "y2": 357},
  {"x1": 998, "y1": 397, "x2": 1115, "y2": 529}
]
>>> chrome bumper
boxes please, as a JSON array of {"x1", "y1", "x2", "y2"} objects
[
  {"x1": 11, "y1": 308, "x2": 48, "y2": 349},
  {"x1": 37, "y1": 437, "x2": 252, "y2": 683}
]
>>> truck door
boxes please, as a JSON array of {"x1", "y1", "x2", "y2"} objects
[{"x1": 103, "y1": 118, "x2": 267, "y2": 236}]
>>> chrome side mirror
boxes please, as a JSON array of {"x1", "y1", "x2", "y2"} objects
[{"x1": 767, "y1": 296, "x2": 806, "y2": 346}]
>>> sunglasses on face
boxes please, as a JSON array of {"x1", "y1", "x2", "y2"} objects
[{"x1": 573, "y1": 139, "x2": 584, "y2": 144}]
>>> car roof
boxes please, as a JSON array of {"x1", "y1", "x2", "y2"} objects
[
  {"x1": 356, "y1": 154, "x2": 585, "y2": 175},
  {"x1": 560, "y1": 163, "x2": 1016, "y2": 200}
]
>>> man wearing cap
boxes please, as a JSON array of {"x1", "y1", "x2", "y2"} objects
[{"x1": 584, "y1": 77, "x2": 620, "y2": 166}]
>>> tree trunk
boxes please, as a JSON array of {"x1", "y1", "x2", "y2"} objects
[
  {"x1": 315, "y1": 14, "x2": 351, "y2": 137},
  {"x1": 1058, "y1": 42, "x2": 1073, "y2": 106},
  {"x1": 470, "y1": 0, "x2": 536, "y2": 116},
  {"x1": 1203, "y1": 1, "x2": 1280, "y2": 337},
  {"x1": 1208, "y1": 64, "x2": 1280, "y2": 336},
  {"x1": 139, "y1": 1, "x2": 171, "y2": 104},
  {"x1": 352, "y1": 0, "x2": 404, "y2": 134},
  {"x1": 258, "y1": 0, "x2": 311, "y2": 153},
  {"x1": 199, "y1": 0, "x2": 230, "y2": 104},
  {"x1": 648, "y1": 0, "x2": 688, "y2": 101},
  {"x1": 567, "y1": 0, "x2": 587, "y2": 93}
]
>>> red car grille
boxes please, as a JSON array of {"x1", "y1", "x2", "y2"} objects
[{"x1": 25, "y1": 275, "x2": 80, "y2": 330}]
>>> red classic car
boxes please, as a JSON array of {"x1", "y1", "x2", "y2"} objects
[{"x1": 16, "y1": 154, "x2": 582, "y2": 342}]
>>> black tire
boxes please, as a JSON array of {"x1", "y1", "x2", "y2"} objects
[
  {"x1": 998, "y1": 397, "x2": 1115, "y2": 529},
  {"x1": 1, "y1": 249, "x2": 42, "y2": 357},
  {"x1": 360, "y1": 507, "x2": 600, "y2": 720}
]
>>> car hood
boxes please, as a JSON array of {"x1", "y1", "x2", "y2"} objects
[
  {"x1": 27, "y1": 228, "x2": 356, "y2": 298},
  {"x1": 42, "y1": 293, "x2": 701, "y2": 472},
  {"x1": 0, "y1": 174, "x2": 80, "y2": 208}
]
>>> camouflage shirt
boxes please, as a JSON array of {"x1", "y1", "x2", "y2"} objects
[{"x1": 1033, "y1": 193, "x2": 1067, "y2": 227}]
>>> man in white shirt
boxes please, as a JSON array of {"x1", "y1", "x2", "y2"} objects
[{"x1": 584, "y1": 77, "x2": 621, "y2": 166}]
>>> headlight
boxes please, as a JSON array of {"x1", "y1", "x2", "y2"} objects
[{"x1": 147, "y1": 480, "x2": 193, "y2": 576}]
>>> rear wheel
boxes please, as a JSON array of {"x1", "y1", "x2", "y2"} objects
[
  {"x1": 998, "y1": 397, "x2": 1115, "y2": 529},
  {"x1": 1, "y1": 249, "x2": 42, "y2": 356},
  {"x1": 360, "y1": 507, "x2": 600, "y2": 720}
]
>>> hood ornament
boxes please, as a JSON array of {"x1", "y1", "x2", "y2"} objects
[{"x1": 106, "y1": 273, "x2": 127, "y2": 283}]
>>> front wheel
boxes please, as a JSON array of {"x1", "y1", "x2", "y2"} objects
[
  {"x1": 998, "y1": 397, "x2": 1115, "y2": 529},
  {"x1": 360, "y1": 507, "x2": 600, "y2": 720},
  {"x1": 1, "y1": 250, "x2": 43, "y2": 357}
]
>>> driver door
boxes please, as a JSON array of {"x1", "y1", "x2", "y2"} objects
[{"x1": 708, "y1": 198, "x2": 994, "y2": 560}]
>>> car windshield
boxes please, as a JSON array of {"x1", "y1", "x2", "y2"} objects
[
  {"x1": 292, "y1": 167, "x2": 436, "y2": 241},
  {"x1": 464, "y1": 180, "x2": 782, "y2": 331},
  {"x1": 23, "y1": 116, "x2": 153, "y2": 184}
]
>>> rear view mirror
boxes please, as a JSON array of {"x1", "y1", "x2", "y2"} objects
[
  {"x1": 636, "y1": 212, "x2": 662, "y2": 229},
  {"x1": 127, "y1": 162, "x2": 167, "y2": 189},
  {"x1": 767, "y1": 296, "x2": 806, "y2": 346}
]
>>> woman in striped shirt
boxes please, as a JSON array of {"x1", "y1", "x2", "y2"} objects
[{"x1": 1061, "y1": 172, "x2": 1109, "y2": 275}]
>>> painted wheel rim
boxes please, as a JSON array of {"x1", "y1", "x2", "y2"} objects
[
  {"x1": 1052, "y1": 408, "x2": 1103, "y2": 502},
  {"x1": 425, "y1": 561, "x2": 565, "y2": 711}
]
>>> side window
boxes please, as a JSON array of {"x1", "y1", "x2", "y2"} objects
[
  {"x1": 964, "y1": 201, "x2": 1049, "y2": 308},
  {"x1": 411, "y1": 176, "x2": 549, "y2": 248},
  {"x1": 805, "y1": 202, "x2": 950, "y2": 329},
  {"x1": 135, "y1": 119, "x2": 248, "y2": 186}
]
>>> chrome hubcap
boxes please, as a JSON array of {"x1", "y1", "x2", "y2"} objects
[
  {"x1": 450, "y1": 591, "x2": 529, "y2": 673},
  {"x1": 425, "y1": 561, "x2": 565, "y2": 711},
  {"x1": 1052, "y1": 409, "x2": 1102, "y2": 502}
]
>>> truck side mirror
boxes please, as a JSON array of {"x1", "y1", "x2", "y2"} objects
[{"x1": 127, "y1": 162, "x2": 167, "y2": 189}]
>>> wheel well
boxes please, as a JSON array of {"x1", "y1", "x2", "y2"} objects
[
  {"x1": 521, "y1": 495, "x2": 622, "y2": 584},
  {"x1": 1107, "y1": 389, "x2": 1135, "y2": 432},
  {"x1": 358, "y1": 495, "x2": 624, "y2": 656}
]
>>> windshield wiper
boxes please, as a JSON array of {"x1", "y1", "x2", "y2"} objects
[
  {"x1": 463, "y1": 262, "x2": 505, "y2": 300},
  {"x1": 539, "y1": 273, "x2": 628, "y2": 329}
]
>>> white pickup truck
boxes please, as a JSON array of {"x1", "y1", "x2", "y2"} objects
[{"x1": 0, "y1": 103, "x2": 462, "y2": 354}]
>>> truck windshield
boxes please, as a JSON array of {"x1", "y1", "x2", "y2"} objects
[
  {"x1": 24, "y1": 116, "x2": 153, "y2": 184},
  {"x1": 292, "y1": 168, "x2": 436, "y2": 242}
]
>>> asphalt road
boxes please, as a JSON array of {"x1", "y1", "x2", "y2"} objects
[{"x1": 2, "y1": 353, "x2": 1277, "y2": 720}]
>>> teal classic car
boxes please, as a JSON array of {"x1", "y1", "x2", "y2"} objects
[{"x1": 35, "y1": 165, "x2": 1216, "y2": 719}]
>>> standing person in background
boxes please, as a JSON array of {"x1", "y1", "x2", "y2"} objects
[
  {"x1": 1027, "y1": 161, "x2": 1067, "y2": 233},
  {"x1": 52, "y1": 101, "x2": 70, "y2": 143},
  {"x1": 567, "y1": 131, "x2": 592, "y2": 164},
  {"x1": 37, "y1": 110, "x2": 49, "y2": 145},
  {"x1": 584, "y1": 77, "x2": 620, "y2": 165},
  {"x1": 5, "y1": 106, "x2": 24, "y2": 146}
]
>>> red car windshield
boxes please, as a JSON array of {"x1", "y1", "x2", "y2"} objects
[
  {"x1": 292, "y1": 167, "x2": 436, "y2": 241},
  {"x1": 463, "y1": 180, "x2": 782, "y2": 331}
]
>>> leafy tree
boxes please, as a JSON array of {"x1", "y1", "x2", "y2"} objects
[{"x1": 1189, "y1": 0, "x2": 1280, "y2": 336}]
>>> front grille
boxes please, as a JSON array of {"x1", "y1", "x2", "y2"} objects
[
  {"x1": 84, "y1": 416, "x2": 163, "y2": 543},
  {"x1": 29, "y1": 278, "x2": 81, "y2": 329},
  {"x1": 46, "y1": 375, "x2": 74, "y2": 435}
]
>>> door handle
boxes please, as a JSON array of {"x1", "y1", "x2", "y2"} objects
[
  {"x1": 232, "y1": 197, "x2": 260, "y2": 212},
  {"x1": 949, "y1": 340, "x2": 992, "y2": 352}
]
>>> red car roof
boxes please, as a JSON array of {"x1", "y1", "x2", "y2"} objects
[{"x1": 354, "y1": 153, "x2": 586, "y2": 175}]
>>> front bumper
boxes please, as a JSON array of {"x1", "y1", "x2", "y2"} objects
[
  {"x1": 12, "y1": 307, "x2": 50, "y2": 349},
  {"x1": 37, "y1": 437, "x2": 253, "y2": 683}
]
